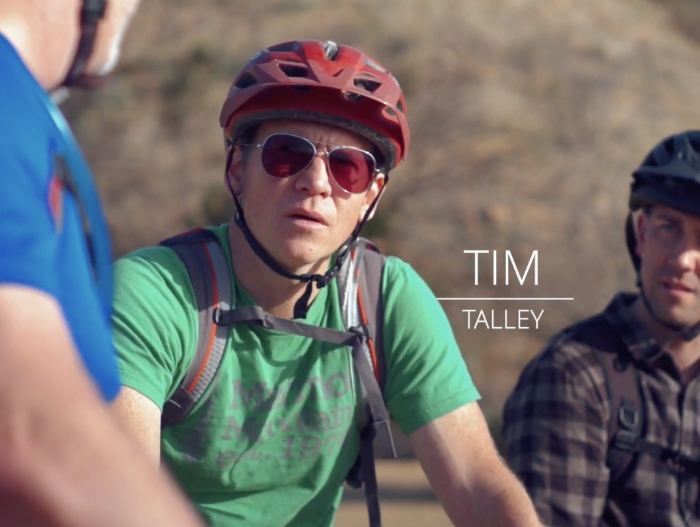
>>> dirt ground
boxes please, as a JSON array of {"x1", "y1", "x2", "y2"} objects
[{"x1": 334, "y1": 460, "x2": 451, "y2": 527}]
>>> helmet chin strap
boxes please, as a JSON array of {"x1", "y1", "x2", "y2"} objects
[
  {"x1": 61, "y1": 0, "x2": 109, "y2": 89},
  {"x1": 639, "y1": 286, "x2": 700, "y2": 343},
  {"x1": 227, "y1": 146, "x2": 387, "y2": 319}
]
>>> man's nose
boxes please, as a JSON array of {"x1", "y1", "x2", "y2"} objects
[
  {"x1": 668, "y1": 237, "x2": 700, "y2": 273},
  {"x1": 295, "y1": 153, "x2": 333, "y2": 196}
]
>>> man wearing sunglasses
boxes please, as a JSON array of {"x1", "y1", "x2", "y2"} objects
[{"x1": 110, "y1": 39, "x2": 542, "y2": 527}]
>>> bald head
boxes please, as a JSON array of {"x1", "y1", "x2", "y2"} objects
[{"x1": 0, "y1": 0, "x2": 141, "y2": 90}]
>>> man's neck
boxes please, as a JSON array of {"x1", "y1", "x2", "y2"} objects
[
  {"x1": 631, "y1": 296, "x2": 700, "y2": 383},
  {"x1": 227, "y1": 220, "x2": 330, "y2": 319}
]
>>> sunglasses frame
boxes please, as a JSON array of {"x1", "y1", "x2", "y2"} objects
[{"x1": 240, "y1": 132, "x2": 381, "y2": 195}]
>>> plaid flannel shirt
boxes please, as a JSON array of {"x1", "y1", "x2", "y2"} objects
[{"x1": 502, "y1": 292, "x2": 700, "y2": 527}]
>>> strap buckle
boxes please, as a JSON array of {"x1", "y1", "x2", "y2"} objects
[
  {"x1": 611, "y1": 430, "x2": 638, "y2": 452},
  {"x1": 666, "y1": 452, "x2": 700, "y2": 475},
  {"x1": 668, "y1": 453, "x2": 686, "y2": 473},
  {"x1": 349, "y1": 323, "x2": 372, "y2": 342},
  {"x1": 618, "y1": 401, "x2": 639, "y2": 429}
]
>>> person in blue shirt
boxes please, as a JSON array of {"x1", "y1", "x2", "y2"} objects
[{"x1": 0, "y1": 1, "x2": 204, "y2": 526}]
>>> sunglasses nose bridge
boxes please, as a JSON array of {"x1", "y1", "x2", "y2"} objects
[
  {"x1": 305, "y1": 146, "x2": 335, "y2": 174},
  {"x1": 309, "y1": 146, "x2": 331, "y2": 161},
  {"x1": 292, "y1": 143, "x2": 336, "y2": 194}
]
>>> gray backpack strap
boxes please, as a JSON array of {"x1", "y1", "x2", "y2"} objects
[
  {"x1": 337, "y1": 239, "x2": 392, "y2": 442},
  {"x1": 357, "y1": 238, "x2": 387, "y2": 392},
  {"x1": 338, "y1": 238, "x2": 394, "y2": 527},
  {"x1": 212, "y1": 306, "x2": 393, "y2": 450},
  {"x1": 159, "y1": 229, "x2": 232, "y2": 428},
  {"x1": 214, "y1": 239, "x2": 394, "y2": 527}
]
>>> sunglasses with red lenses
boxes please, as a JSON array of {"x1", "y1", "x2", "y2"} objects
[{"x1": 242, "y1": 133, "x2": 380, "y2": 194}]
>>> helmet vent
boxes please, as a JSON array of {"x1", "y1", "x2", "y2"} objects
[
  {"x1": 279, "y1": 64, "x2": 309, "y2": 78},
  {"x1": 235, "y1": 72, "x2": 258, "y2": 89},
  {"x1": 324, "y1": 41, "x2": 339, "y2": 61},
  {"x1": 344, "y1": 91, "x2": 363, "y2": 101},
  {"x1": 353, "y1": 77, "x2": 381, "y2": 93},
  {"x1": 396, "y1": 100, "x2": 404, "y2": 114},
  {"x1": 268, "y1": 42, "x2": 297, "y2": 53}
]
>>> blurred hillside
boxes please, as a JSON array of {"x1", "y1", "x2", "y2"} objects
[{"x1": 64, "y1": 0, "x2": 700, "y2": 434}]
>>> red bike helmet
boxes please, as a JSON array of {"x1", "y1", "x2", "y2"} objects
[{"x1": 219, "y1": 40, "x2": 410, "y2": 171}]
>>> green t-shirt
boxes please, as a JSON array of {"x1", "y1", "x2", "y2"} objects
[{"x1": 113, "y1": 224, "x2": 479, "y2": 527}]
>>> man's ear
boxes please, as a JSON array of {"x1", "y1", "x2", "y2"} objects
[
  {"x1": 635, "y1": 210, "x2": 648, "y2": 256},
  {"x1": 226, "y1": 147, "x2": 245, "y2": 198},
  {"x1": 361, "y1": 174, "x2": 386, "y2": 220}
]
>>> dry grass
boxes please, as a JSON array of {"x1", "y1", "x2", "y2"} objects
[{"x1": 64, "y1": 0, "x2": 700, "y2": 431}]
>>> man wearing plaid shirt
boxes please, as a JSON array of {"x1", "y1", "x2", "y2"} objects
[{"x1": 503, "y1": 130, "x2": 700, "y2": 527}]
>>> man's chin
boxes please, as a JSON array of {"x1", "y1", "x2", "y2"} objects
[
  {"x1": 657, "y1": 307, "x2": 700, "y2": 331},
  {"x1": 278, "y1": 248, "x2": 332, "y2": 275}
]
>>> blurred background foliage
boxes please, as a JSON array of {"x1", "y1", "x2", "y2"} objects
[{"x1": 63, "y1": 0, "x2": 700, "y2": 451}]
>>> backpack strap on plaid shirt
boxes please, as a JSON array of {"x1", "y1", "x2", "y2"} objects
[{"x1": 577, "y1": 314, "x2": 700, "y2": 488}]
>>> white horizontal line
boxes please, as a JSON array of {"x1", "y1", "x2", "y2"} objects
[{"x1": 437, "y1": 298, "x2": 574, "y2": 301}]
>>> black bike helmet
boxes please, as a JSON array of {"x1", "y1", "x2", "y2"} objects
[
  {"x1": 625, "y1": 130, "x2": 700, "y2": 340},
  {"x1": 626, "y1": 131, "x2": 700, "y2": 272}
]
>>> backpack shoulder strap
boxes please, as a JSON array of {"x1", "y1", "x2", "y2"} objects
[
  {"x1": 337, "y1": 237, "x2": 393, "y2": 527},
  {"x1": 570, "y1": 315, "x2": 644, "y2": 488},
  {"x1": 356, "y1": 237, "x2": 387, "y2": 390},
  {"x1": 208, "y1": 237, "x2": 392, "y2": 527},
  {"x1": 159, "y1": 228, "x2": 232, "y2": 427},
  {"x1": 573, "y1": 314, "x2": 700, "y2": 485}
]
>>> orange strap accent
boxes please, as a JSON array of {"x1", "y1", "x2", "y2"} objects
[
  {"x1": 185, "y1": 243, "x2": 220, "y2": 394},
  {"x1": 357, "y1": 281, "x2": 380, "y2": 384}
]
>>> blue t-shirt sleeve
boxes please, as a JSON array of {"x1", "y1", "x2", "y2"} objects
[
  {"x1": 0, "y1": 124, "x2": 59, "y2": 295},
  {"x1": 0, "y1": 34, "x2": 121, "y2": 403}
]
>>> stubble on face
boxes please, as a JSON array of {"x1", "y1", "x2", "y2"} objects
[
  {"x1": 233, "y1": 120, "x2": 381, "y2": 272},
  {"x1": 637, "y1": 206, "x2": 700, "y2": 329}
]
